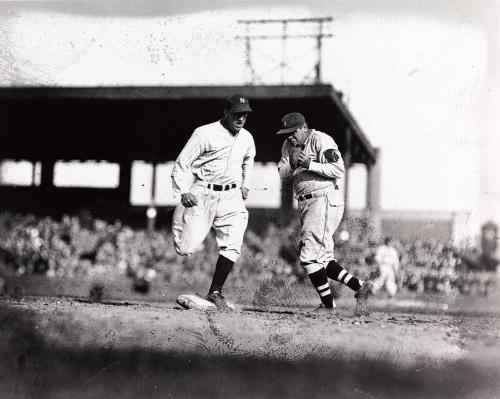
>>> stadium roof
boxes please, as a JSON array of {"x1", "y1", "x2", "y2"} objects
[{"x1": 0, "y1": 85, "x2": 375, "y2": 164}]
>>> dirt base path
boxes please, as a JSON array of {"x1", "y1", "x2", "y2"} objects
[{"x1": 1, "y1": 295, "x2": 499, "y2": 399}]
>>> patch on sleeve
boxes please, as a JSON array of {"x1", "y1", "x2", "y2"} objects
[{"x1": 324, "y1": 149, "x2": 339, "y2": 163}]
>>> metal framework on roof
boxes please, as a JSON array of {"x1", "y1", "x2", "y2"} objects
[{"x1": 237, "y1": 18, "x2": 333, "y2": 84}]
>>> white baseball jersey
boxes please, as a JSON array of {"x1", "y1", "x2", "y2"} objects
[
  {"x1": 277, "y1": 129, "x2": 345, "y2": 274},
  {"x1": 375, "y1": 245, "x2": 400, "y2": 270},
  {"x1": 373, "y1": 244, "x2": 400, "y2": 296},
  {"x1": 278, "y1": 129, "x2": 344, "y2": 204},
  {"x1": 171, "y1": 121, "x2": 256, "y2": 194},
  {"x1": 171, "y1": 120, "x2": 256, "y2": 262}
]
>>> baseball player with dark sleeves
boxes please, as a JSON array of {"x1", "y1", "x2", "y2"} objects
[
  {"x1": 171, "y1": 95, "x2": 256, "y2": 310},
  {"x1": 276, "y1": 112, "x2": 373, "y2": 316}
]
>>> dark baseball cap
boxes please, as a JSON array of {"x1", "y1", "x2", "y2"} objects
[
  {"x1": 276, "y1": 112, "x2": 306, "y2": 134},
  {"x1": 225, "y1": 94, "x2": 252, "y2": 113}
]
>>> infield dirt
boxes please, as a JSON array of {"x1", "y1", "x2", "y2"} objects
[{"x1": 1, "y1": 285, "x2": 500, "y2": 399}]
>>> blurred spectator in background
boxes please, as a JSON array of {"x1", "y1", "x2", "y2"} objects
[
  {"x1": 480, "y1": 221, "x2": 499, "y2": 272},
  {"x1": 0, "y1": 211, "x2": 496, "y2": 298},
  {"x1": 372, "y1": 237, "x2": 400, "y2": 298}
]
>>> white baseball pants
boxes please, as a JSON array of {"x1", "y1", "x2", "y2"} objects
[
  {"x1": 172, "y1": 182, "x2": 248, "y2": 263},
  {"x1": 298, "y1": 191, "x2": 344, "y2": 274}
]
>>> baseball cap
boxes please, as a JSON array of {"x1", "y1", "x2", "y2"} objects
[
  {"x1": 225, "y1": 94, "x2": 252, "y2": 113},
  {"x1": 276, "y1": 112, "x2": 306, "y2": 134}
]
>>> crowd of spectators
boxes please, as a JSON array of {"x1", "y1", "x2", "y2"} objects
[
  {"x1": 0, "y1": 212, "x2": 173, "y2": 282},
  {"x1": 0, "y1": 212, "x2": 497, "y2": 297},
  {"x1": 341, "y1": 233, "x2": 497, "y2": 296}
]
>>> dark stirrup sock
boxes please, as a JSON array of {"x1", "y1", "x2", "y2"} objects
[{"x1": 209, "y1": 255, "x2": 235, "y2": 294}]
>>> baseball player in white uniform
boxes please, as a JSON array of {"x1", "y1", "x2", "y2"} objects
[
  {"x1": 171, "y1": 95, "x2": 256, "y2": 310},
  {"x1": 372, "y1": 237, "x2": 400, "y2": 298},
  {"x1": 276, "y1": 112, "x2": 373, "y2": 315}
]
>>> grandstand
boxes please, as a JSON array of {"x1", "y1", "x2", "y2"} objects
[
  {"x1": 0, "y1": 85, "x2": 495, "y2": 296},
  {"x1": 0, "y1": 84, "x2": 379, "y2": 232}
]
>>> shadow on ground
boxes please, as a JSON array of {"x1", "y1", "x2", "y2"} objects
[{"x1": 1, "y1": 304, "x2": 499, "y2": 399}]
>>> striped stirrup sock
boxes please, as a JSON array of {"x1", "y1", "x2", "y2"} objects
[
  {"x1": 326, "y1": 259, "x2": 362, "y2": 292},
  {"x1": 307, "y1": 267, "x2": 334, "y2": 308}
]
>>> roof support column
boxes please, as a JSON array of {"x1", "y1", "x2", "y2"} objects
[
  {"x1": 147, "y1": 161, "x2": 157, "y2": 232},
  {"x1": 365, "y1": 148, "x2": 382, "y2": 240},
  {"x1": 118, "y1": 160, "x2": 132, "y2": 205},
  {"x1": 343, "y1": 127, "x2": 352, "y2": 215},
  {"x1": 40, "y1": 159, "x2": 55, "y2": 188}
]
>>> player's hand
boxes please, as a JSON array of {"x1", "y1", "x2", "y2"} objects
[
  {"x1": 287, "y1": 136, "x2": 299, "y2": 147},
  {"x1": 297, "y1": 151, "x2": 311, "y2": 169},
  {"x1": 288, "y1": 141, "x2": 304, "y2": 170},
  {"x1": 181, "y1": 193, "x2": 198, "y2": 208},
  {"x1": 241, "y1": 187, "x2": 249, "y2": 200}
]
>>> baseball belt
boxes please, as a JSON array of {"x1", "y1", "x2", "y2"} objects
[
  {"x1": 206, "y1": 183, "x2": 237, "y2": 191},
  {"x1": 296, "y1": 185, "x2": 339, "y2": 201}
]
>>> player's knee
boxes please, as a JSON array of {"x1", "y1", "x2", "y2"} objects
[
  {"x1": 175, "y1": 248, "x2": 191, "y2": 257},
  {"x1": 174, "y1": 242, "x2": 193, "y2": 257},
  {"x1": 301, "y1": 262, "x2": 323, "y2": 275},
  {"x1": 326, "y1": 259, "x2": 343, "y2": 275}
]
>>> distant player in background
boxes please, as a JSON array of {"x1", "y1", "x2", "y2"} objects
[
  {"x1": 276, "y1": 112, "x2": 373, "y2": 316},
  {"x1": 372, "y1": 237, "x2": 400, "y2": 298},
  {"x1": 171, "y1": 95, "x2": 256, "y2": 310}
]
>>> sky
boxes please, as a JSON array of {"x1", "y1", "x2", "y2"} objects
[{"x1": 0, "y1": 0, "x2": 499, "y2": 235}]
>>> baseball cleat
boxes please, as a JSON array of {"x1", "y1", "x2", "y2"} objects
[
  {"x1": 310, "y1": 303, "x2": 337, "y2": 315},
  {"x1": 354, "y1": 282, "x2": 373, "y2": 317},
  {"x1": 206, "y1": 291, "x2": 233, "y2": 311}
]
